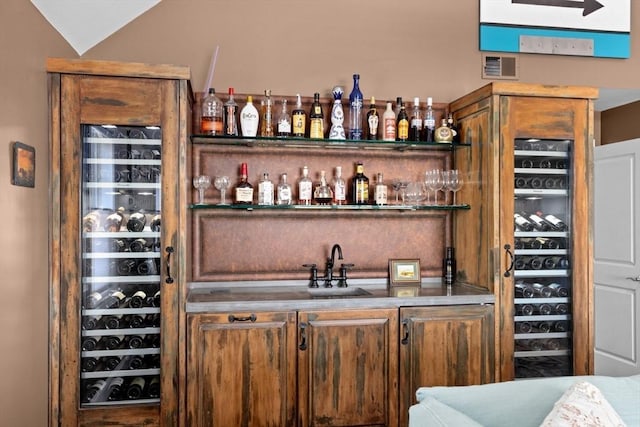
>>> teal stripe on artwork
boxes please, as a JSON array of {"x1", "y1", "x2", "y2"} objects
[{"x1": 480, "y1": 24, "x2": 630, "y2": 58}]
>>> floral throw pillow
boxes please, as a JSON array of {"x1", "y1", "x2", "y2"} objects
[{"x1": 540, "y1": 381, "x2": 627, "y2": 427}]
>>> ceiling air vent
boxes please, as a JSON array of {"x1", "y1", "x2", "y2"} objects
[{"x1": 482, "y1": 54, "x2": 519, "y2": 80}]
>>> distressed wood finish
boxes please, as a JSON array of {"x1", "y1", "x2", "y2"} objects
[
  {"x1": 398, "y1": 305, "x2": 494, "y2": 427},
  {"x1": 187, "y1": 311, "x2": 297, "y2": 426},
  {"x1": 48, "y1": 59, "x2": 191, "y2": 427},
  {"x1": 450, "y1": 83, "x2": 596, "y2": 382},
  {"x1": 298, "y1": 309, "x2": 398, "y2": 427},
  {"x1": 191, "y1": 143, "x2": 454, "y2": 282}
]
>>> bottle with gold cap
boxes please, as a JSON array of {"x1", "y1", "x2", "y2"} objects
[{"x1": 365, "y1": 96, "x2": 379, "y2": 140}]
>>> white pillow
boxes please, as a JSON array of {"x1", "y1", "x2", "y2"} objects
[{"x1": 540, "y1": 381, "x2": 627, "y2": 427}]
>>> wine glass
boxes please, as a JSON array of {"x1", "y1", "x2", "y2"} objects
[
  {"x1": 447, "y1": 169, "x2": 463, "y2": 205},
  {"x1": 214, "y1": 176, "x2": 230, "y2": 205},
  {"x1": 427, "y1": 169, "x2": 444, "y2": 205},
  {"x1": 193, "y1": 175, "x2": 211, "y2": 205}
]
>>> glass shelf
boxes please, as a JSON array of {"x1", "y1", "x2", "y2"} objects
[
  {"x1": 191, "y1": 134, "x2": 471, "y2": 151},
  {"x1": 188, "y1": 203, "x2": 471, "y2": 211}
]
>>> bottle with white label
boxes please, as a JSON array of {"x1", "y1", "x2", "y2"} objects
[
  {"x1": 276, "y1": 99, "x2": 292, "y2": 137},
  {"x1": 382, "y1": 102, "x2": 396, "y2": 141},
  {"x1": 240, "y1": 96, "x2": 259, "y2": 137},
  {"x1": 332, "y1": 166, "x2": 347, "y2": 205},
  {"x1": 298, "y1": 166, "x2": 313, "y2": 205},
  {"x1": 374, "y1": 173, "x2": 388, "y2": 206},
  {"x1": 258, "y1": 172, "x2": 274, "y2": 205},
  {"x1": 276, "y1": 173, "x2": 292, "y2": 205},
  {"x1": 422, "y1": 97, "x2": 435, "y2": 142},
  {"x1": 234, "y1": 163, "x2": 254, "y2": 204}
]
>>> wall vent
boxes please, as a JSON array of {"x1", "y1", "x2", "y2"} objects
[{"x1": 482, "y1": 54, "x2": 519, "y2": 80}]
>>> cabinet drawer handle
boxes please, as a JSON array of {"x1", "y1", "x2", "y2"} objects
[
  {"x1": 503, "y1": 244, "x2": 514, "y2": 278},
  {"x1": 228, "y1": 313, "x2": 257, "y2": 323},
  {"x1": 299, "y1": 322, "x2": 307, "y2": 351},
  {"x1": 401, "y1": 319, "x2": 410, "y2": 345},
  {"x1": 165, "y1": 246, "x2": 174, "y2": 284}
]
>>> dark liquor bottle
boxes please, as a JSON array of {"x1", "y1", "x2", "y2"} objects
[
  {"x1": 127, "y1": 212, "x2": 146, "y2": 232},
  {"x1": 514, "y1": 177, "x2": 530, "y2": 188},
  {"x1": 291, "y1": 94, "x2": 306, "y2": 137},
  {"x1": 102, "y1": 356, "x2": 122, "y2": 371},
  {"x1": 82, "y1": 315, "x2": 101, "y2": 330},
  {"x1": 201, "y1": 88, "x2": 223, "y2": 135},
  {"x1": 515, "y1": 322, "x2": 533, "y2": 334},
  {"x1": 101, "y1": 335, "x2": 125, "y2": 350},
  {"x1": 111, "y1": 238, "x2": 127, "y2": 252},
  {"x1": 348, "y1": 73, "x2": 364, "y2": 140},
  {"x1": 129, "y1": 238, "x2": 149, "y2": 252},
  {"x1": 548, "y1": 282, "x2": 569, "y2": 297},
  {"x1": 81, "y1": 336, "x2": 99, "y2": 351},
  {"x1": 126, "y1": 377, "x2": 146, "y2": 400},
  {"x1": 147, "y1": 377, "x2": 160, "y2": 398},
  {"x1": 116, "y1": 259, "x2": 137, "y2": 276},
  {"x1": 150, "y1": 214, "x2": 161, "y2": 232},
  {"x1": 125, "y1": 313, "x2": 146, "y2": 329},
  {"x1": 103, "y1": 207, "x2": 125, "y2": 232},
  {"x1": 531, "y1": 283, "x2": 553, "y2": 298},
  {"x1": 107, "y1": 377, "x2": 124, "y2": 401},
  {"x1": 443, "y1": 247, "x2": 456, "y2": 285},
  {"x1": 125, "y1": 335, "x2": 145, "y2": 349},
  {"x1": 223, "y1": 87, "x2": 239, "y2": 136},
  {"x1": 128, "y1": 290, "x2": 147, "y2": 308},
  {"x1": 81, "y1": 357, "x2": 99, "y2": 372},
  {"x1": 365, "y1": 96, "x2": 379, "y2": 140},
  {"x1": 137, "y1": 258, "x2": 158, "y2": 275},
  {"x1": 234, "y1": 163, "x2": 254, "y2": 205},
  {"x1": 127, "y1": 354, "x2": 145, "y2": 370},
  {"x1": 102, "y1": 314, "x2": 124, "y2": 329},
  {"x1": 409, "y1": 97, "x2": 423, "y2": 142},
  {"x1": 446, "y1": 113, "x2": 460, "y2": 143},
  {"x1": 351, "y1": 162, "x2": 369, "y2": 205},
  {"x1": 145, "y1": 334, "x2": 161, "y2": 348},
  {"x1": 538, "y1": 211, "x2": 568, "y2": 231},
  {"x1": 517, "y1": 304, "x2": 535, "y2": 316},
  {"x1": 396, "y1": 102, "x2": 409, "y2": 141},
  {"x1": 84, "y1": 379, "x2": 106, "y2": 402},
  {"x1": 527, "y1": 212, "x2": 552, "y2": 231},
  {"x1": 515, "y1": 282, "x2": 534, "y2": 298},
  {"x1": 526, "y1": 256, "x2": 543, "y2": 270},
  {"x1": 309, "y1": 93, "x2": 324, "y2": 139},
  {"x1": 145, "y1": 289, "x2": 161, "y2": 307}
]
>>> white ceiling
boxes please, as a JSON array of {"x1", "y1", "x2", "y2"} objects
[{"x1": 595, "y1": 88, "x2": 640, "y2": 111}]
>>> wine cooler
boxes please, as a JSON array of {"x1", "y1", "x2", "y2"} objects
[
  {"x1": 80, "y1": 124, "x2": 163, "y2": 404},
  {"x1": 512, "y1": 138, "x2": 573, "y2": 378}
]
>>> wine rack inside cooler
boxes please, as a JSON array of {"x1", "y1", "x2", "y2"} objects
[
  {"x1": 513, "y1": 138, "x2": 572, "y2": 378},
  {"x1": 80, "y1": 125, "x2": 162, "y2": 405}
]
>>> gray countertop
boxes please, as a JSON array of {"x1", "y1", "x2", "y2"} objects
[{"x1": 186, "y1": 280, "x2": 495, "y2": 313}]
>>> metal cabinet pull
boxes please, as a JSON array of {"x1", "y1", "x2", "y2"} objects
[
  {"x1": 299, "y1": 322, "x2": 307, "y2": 351},
  {"x1": 504, "y1": 244, "x2": 514, "y2": 278},
  {"x1": 401, "y1": 319, "x2": 410, "y2": 345},
  {"x1": 165, "y1": 246, "x2": 174, "y2": 284},
  {"x1": 228, "y1": 314, "x2": 257, "y2": 323}
]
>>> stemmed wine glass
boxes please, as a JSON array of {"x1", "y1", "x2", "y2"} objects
[
  {"x1": 391, "y1": 179, "x2": 409, "y2": 205},
  {"x1": 446, "y1": 169, "x2": 463, "y2": 205},
  {"x1": 426, "y1": 169, "x2": 444, "y2": 205},
  {"x1": 193, "y1": 175, "x2": 211, "y2": 205},
  {"x1": 214, "y1": 176, "x2": 230, "y2": 205}
]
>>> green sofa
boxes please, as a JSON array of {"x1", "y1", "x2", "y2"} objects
[{"x1": 409, "y1": 375, "x2": 640, "y2": 427}]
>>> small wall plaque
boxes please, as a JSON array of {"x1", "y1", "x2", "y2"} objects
[{"x1": 12, "y1": 142, "x2": 35, "y2": 188}]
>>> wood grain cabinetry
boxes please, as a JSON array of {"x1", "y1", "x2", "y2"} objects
[
  {"x1": 186, "y1": 305, "x2": 493, "y2": 427},
  {"x1": 449, "y1": 83, "x2": 597, "y2": 381}
]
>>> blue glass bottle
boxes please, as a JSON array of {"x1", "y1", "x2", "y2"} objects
[{"x1": 348, "y1": 73, "x2": 363, "y2": 140}]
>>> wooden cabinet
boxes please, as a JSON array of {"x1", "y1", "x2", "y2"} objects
[
  {"x1": 186, "y1": 305, "x2": 493, "y2": 427},
  {"x1": 186, "y1": 311, "x2": 297, "y2": 426},
  {"x1": 398, "y1": 305, "x2": 494, "y2": 427},
  {"x1": 48, "y1": 58, "x2": 191, "y2": 426},
  {"x1": 449, "y1": 82, "x2": 598, "y2": 381},
  {"x1": 298, "y1": 309, "x2": 398, "y2": 427}
]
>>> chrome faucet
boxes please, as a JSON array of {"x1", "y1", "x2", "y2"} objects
[
  {"x1": 325, "y1": 244, "x2": 344, "y2": 287},
  {"x1": 302, "y1": 244, "x2": 353, "y2": 288}
]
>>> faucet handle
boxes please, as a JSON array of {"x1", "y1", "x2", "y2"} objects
[
  {"x1": 303, "y1": 263, "x2": 319, "y2": 288},
  {"x1": 337, "y1": 263, "x2": 355, "y2": 287}
]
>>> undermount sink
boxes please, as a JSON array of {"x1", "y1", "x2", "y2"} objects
[{"x1": 307, "y1": 287, "x2": 372, "y2": 299}]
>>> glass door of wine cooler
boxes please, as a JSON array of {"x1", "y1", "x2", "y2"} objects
[
  {"x1": 512, "y1": 138, "x2": 573, "y2": 378},
  {"x1": 80, "y1": 124, "x2": 163, "y2": 405}
]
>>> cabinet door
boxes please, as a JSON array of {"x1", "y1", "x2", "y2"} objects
[
  {"x1": 187, "y1": 311, "x2": 297, "y2": 427},
  {"x1": 52, "y1": 72, "x2": 184, "y2": 426},
  {"x1": 399, "y1": 305, "x2": 494, "y2": 427},
  {"x1": 298, "y1": 309, "x2": 398, "y2": 427}
]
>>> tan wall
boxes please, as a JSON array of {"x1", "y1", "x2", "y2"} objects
[{"x1": 2, "y1": 0, "x2": 640, "y2": 425}]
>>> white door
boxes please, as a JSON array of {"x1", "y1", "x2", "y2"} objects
[{"x1": 594, "y1": 139, "x2": 640, "y2": 376}]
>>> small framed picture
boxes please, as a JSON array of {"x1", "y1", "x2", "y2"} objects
[
  {"x1": 12, "y1": 142, "x2": 35, "y2": 188},
  {"x1": 389, "y1": 259, "x2": 421, "y2": 287}
]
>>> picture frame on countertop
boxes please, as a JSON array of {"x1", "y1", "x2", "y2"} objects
[
  {"x1": 11, "y1": 141, "x2": 35, "y2": 188},
  {"x1": 389, "y1": 259, "x2": 421, "y2": 287}
]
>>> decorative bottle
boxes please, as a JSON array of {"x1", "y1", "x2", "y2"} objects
[
  {"x1": 374, "y1": 173, "x2": 388, "y2": 206},
  {"x1": 329, "y1": 86, "x2": 346, "y2": 140},
  {"x1": 422, "y1": 97, "x2": 435, "y2": 142},
  {"x1": 366, "y1": 96, "x2": 379, "y2": 140},
  {"x1": 234, "y1": 163, "x2": 253, "y2": 204},
  {"x1": 409, "y1": 97, "x2": 422, "y2": 142},
  {"x1": 351, "y1": 162, "x2": 369, "y2": 205},
  {"x1": 240, "y1": 96, "x2": 259, "y2": 137},
  {"x1": 309, "y1": 93, "x2": 324, "y2": 139},
  {"x1": 292, "y1": 94, "x2": 306, "y2": 137},
  {"x1": 201, "y1": 88, "x2": 223, "y2": 135},
  {"x1": 443, "y1": 246, "x2": 456, "y2": 285},
  {"x1": 260, "y1": 89, "x2": 275, "y2": 137},
  {"x1": 276, "y1": 173, "x2": 292, "y2": 205},
  {"x1": 332, "y1": 166, "x2": 347, "y2": 205},
  {"x1": 258, "y1": 172, "x2": 274, "y2": 206},
  {"x1": 298, "y1": 166, "x2": 313, "y2": 205},
  {"x1": 313, "y1": 170, "x2": 333, "y2": 205},
  {"x1": 382, "y1": 102, "x2": 396, "y2": 141},
  {"x1": 276, "y1": 99, "x2": 292, "y2": 137},
  {"x1": 223, "y1": 87, "x2": 239, "y2": 136},
  {"x1": 348, "y1": 73, "x2": 363, "y2": 140}
]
